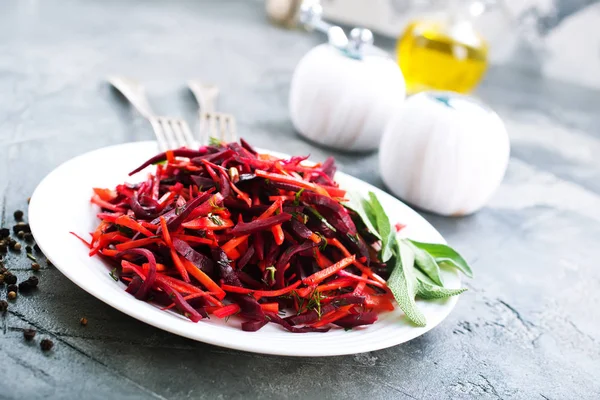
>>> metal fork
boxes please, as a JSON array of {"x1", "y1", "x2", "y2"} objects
[
  {"x1": 108, "y1": 76, "x2": 196, "y2": 151},
  {"x1": 188, "y1": 80, "x2": 237, "y2": 145}
]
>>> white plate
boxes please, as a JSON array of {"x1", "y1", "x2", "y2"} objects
[{"x1": 29, "y1": 141, "x2": 460, "y2": 357}]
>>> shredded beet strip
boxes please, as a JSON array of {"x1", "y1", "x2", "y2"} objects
[{"x1": 77, "y1": 138, "x2": 397, "y2": 331}]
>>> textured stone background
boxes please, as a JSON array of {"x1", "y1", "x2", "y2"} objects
[{"x1": 0, "y1": 0, "x2": 599, "y2": 399}]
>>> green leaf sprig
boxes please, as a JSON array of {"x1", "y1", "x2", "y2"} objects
[{"x1": 346, "y1": 192, "x2": 473, "y2": 327}]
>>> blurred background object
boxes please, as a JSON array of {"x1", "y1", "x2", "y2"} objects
[
  {"x1": 289, "y1": 2, "x2": 406, "y2": 151},
  {"x1": 379, "y1": 91, "x2": 509, "y2": 216},
  {"x1": 320, "y1": 0, "x2": 600, "y2": 88},
  {"x1": 396, "y1": 0, "x2": 499, "y2": 93},
  {"x1": 265, "y1": 0, "x2": 303, "y2": 27}
]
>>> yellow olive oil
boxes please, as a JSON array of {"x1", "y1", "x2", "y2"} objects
[{"x1": 397, "y1": 19, "x2": 488, "y2": 94}]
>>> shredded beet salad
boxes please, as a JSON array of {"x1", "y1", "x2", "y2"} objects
[{"x1": 73, "y1": 139, "x2": 398, "y2": 332}]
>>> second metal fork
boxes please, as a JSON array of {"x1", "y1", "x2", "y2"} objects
[
  {"x1": 108, "y1": 76, "x2": 197, "y2": 151},
  {"x1": 188, "y1": 80, "x2": 237, "y2": 145}
]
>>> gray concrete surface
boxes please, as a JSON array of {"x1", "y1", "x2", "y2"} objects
[{"x1": 0, "y1": 0, "x2": 599, "y2": 399}]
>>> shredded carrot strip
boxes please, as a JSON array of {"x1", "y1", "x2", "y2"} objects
[
  {"x1": 327, "y1": 238, "x2": 386, "y2": 285},
  {"x1": 222, "y1": 235, "x2": 249, "y2": 254},
  {"x1": 315, "y1": 277, "x2": 355, "y2": 293},
  {"x1": 308, "y1": 232, "x2": 322, "y2": 244},
  {"x1": 272, "y1": 224, "x2": 284, "y2": 245},
  {"x1": 302, "y1": 255, "x2": 355, "y2": 286},
  {"x1": 181, "y1": 259, "x2": 226, "y2": 300},
  {"x1": 140, "y1": 221, "x2": 159, "y2": 231},
  {"x1": 69, "y1": 232, "x2": 91, "y2": 248},
  {"x1": 170, "y1": 249, "x2": 191, "y2": 283},
  {"x1": 255, "y1": 170, "x2": 330, "y2": 197},
  {"x1": 115, "y1": 215, "x2": 154, "y2": 237},
  {"x1": 166, "y1": 150, "x2": 175, "y2": 163},
  {"x1": 220, "y1": 281, "x2": 302, "y2": 299},
  {"x1": 314, "y1": 249, "x2": 333, "y2": 269},
  {"x1": 353, "y1": 273, "x2": 368, "y2": 295},
  {"x1": 159, "y1": 217, "x2": 172, "y2": 247},
  {"x1": 91, "y1": 195, "x2": 125, "y2": 213},
  {"x1": 115, "y1": 237, "x2": 162, "y2": 251},
  {"x1": 171, "y1": 234, "x2": 215, "y2": 246},
  {"x1": 312, "y1": 305, "x2": 353, "y2": 328}
]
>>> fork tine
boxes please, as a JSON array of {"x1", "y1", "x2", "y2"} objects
[
  {"x1": 170, "y1": 119, "x2": 188, "y2": 149},
  {"x1": 198, "y1": 111, "x2": 237, "y2": 145},
  {"x1": 226, "y1": 115, "x2": 237, "y2": 143},
  {"x1": 209, "y1": 113, "x2": 218, "y2": 143},
  {"x1": 159, "y1": 117, "x2": 179, "y2": 149},
  {"x1": 179, "y1": 119, "x2": 196, "y2": 149},
  {"x1": 199, "y1": 112, "x2": 209, "y2": 146},
  {"x1": 219, "y1": 115, "x2": 227, "y2": 142},
  {"x1": 149, "y1": 117, "x2": 169, "y2": 152}
]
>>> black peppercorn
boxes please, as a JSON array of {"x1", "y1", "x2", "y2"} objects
[
  {"x1": 0, "y1": 300, "x2": 7, "y2": 313},
  {"x1": 0, "y1": 228, "x2": 9, "y2": 239},
  {"x1": 7, "y1": 283, "x2": 18, "y2": 293},
  {"x1": 23, "y1": 328, "x2": 36, "y2": 341},
  {"x1": 27, "y1": 276, "x2": 39, "y2": 286},
  {"x1": 19, "y1": 276, "x2": 38, "y2": 293},
  {"x1": 18, "y1": 281, "x2": 32, "y2": 292},
  {"x1": 13, "y1": 210, "x2": 24, "y2": 221},
  {"x1": 25, "y1": 245, "x2": 32, "y2": 253},
  {"x1": 12, "y1": 222, "x2": 30, "y2": 234},
  {"x1": 40, "y1": 339, "x2": 54, "y2": 351},
  {"x1": 0, "y1": 266, "x2": 6, "y2": 274},
  {"x1": 4, "y1": 273, "x2": 16, "y2": 285},
  {"x1": 12, "y1": 242, "x2": 21, "y2": 251},
  {"x1": 23, "y1": 233, "x2": 33, "y2": 242},
  {"x1": 0, "y1": 242, "x2": 7, "y2": 253},
  {"x1": 17, "y1": 231, "x2": 25, "y2": 239}
]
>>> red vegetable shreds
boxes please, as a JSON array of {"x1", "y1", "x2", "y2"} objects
[{"x1": 74, "y1": 139, "x2": 393, "y2": 332}]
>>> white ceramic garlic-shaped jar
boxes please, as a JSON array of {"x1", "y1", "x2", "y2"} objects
[
  {"x1": 379, "y1": 92, "x2": 510, "y2": 216},
  {"x1": 289, "y1": 43, "x2": 406, "y2": 152}
]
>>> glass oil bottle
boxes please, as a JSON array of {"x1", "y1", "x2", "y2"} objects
[{"x1": 397, "y1": 0, "x2": 489, "y2": 94}]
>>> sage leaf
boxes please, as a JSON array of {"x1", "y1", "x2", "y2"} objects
[
  {"x1": 409, "y1": 240, "x2": 473, "y2": 278},
  {"x1": 404, "y1": 239, "x2": 444, "y2": 286},
  {"x1": 413, "y1": 267, "x2": 436, "y2": 285},
  {"x1": 344, "y1": 192, "x2": 380, "y2": 241},
  {"x1": 387, "y1": 240, "x2": 426, "y2": 327},
  {"x1": 366, "y1": 192, "x2": 396, "y2": 263},
  {"x1": 416, "y1": 279, "x2": 467, "y2": 300}
]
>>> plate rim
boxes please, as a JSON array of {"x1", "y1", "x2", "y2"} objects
[{"x1": 29, "y1": 141, "x2": 460, "y2": 357}]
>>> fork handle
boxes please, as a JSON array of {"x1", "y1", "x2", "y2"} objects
[
  {"x1": 108, "y1": 76, "x2": 155, "y2": 119},
  {"x1": 188, "y1": 80, "x2": 220, "y2": 113}
]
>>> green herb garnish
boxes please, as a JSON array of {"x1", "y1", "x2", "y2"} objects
[
  {"x1": 266, "y1": 266, "x2": 276, "y2": 282},
  {"x1": 316, "y1": 232, "x2": 327, "y2": 251},
  {"x1": 209, "y1": 136, "x2": 222, "y2": 146},
  {"x1": 348, "y1": 192, "x2": 473, "y2": 327},
  {"x1": 305, "y1": 206, "x2": 337, "y2": 233},
  {"x1": 208, "y1": 213, "x2": 224, "y2": 226},
  {"x1": 293, "y1": 188, "x2": 305, "y2": 206},
  {"x1": 109, "y1": 268, "x2": 119, "y2": 282},
  {"x1": 209, "y1": 197, "x2": 225, "y2": 212}
]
